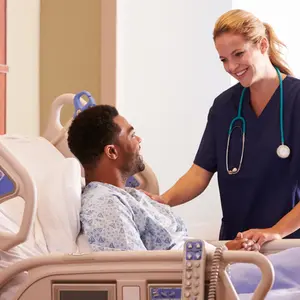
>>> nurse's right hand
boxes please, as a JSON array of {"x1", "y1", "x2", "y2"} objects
[
  {"x1": 139, "y1": 190, "x2": 167, "y2": 204},
  {"x1": 235, "y1": 232, "x2": 260, "y2": 251}
]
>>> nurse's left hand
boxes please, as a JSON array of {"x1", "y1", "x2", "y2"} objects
[{"x1": 239, "y1": 227, "x2": 282, "y2": 247}]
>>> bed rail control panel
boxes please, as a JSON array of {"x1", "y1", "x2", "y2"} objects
[{"x1": 182, "y1": 240, "x2": 207, "y2": 300}]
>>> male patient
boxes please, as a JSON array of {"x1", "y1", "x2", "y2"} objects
[{"x1": 67, "y1": 105, "x2": 250, "y2": 252}]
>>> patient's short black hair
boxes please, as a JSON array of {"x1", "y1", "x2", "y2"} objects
[{"x1": 68, "y1": 105, "x2": 120, "y2": 166}]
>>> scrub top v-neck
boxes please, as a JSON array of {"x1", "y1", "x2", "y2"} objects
[{"x1": 194, "y1": 76, "x2": 300, "y2": 240}]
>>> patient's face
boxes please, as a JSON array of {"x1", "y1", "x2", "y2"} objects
[{"x1": 114, "y1": 115, "x2": 145, "y2": 175}]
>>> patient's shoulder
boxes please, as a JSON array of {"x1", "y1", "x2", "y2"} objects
[
  {"x1": 83, "y1": 182, "x2": 126, "y2": 198},
  {"x1": 125, "y1": 188, "x2": 165, "y2": 209},
  {"x1": 125, "y1": 187, "x2": 151, "y2": 202},
  {"x1": 81, "y1": 182, "x2": 134, "y2": 210}
]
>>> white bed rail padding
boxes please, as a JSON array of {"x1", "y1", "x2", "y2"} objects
[
  {"x1": 0, "y1": 142, "x2": 37, "y2": 251},
  {"x1": 210, "y1": 239, "x2": 300, "y2": 255},
  {"x1": 222, "y1": 251, "x2": 274, "y2": 300},
  {"x1": 260, "y1": 239, "x2": 300, "y2": 254}
]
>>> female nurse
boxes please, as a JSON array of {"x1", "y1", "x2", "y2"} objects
[{"x1": 145, "y1": 9, "x2": 300, "y2": 246}]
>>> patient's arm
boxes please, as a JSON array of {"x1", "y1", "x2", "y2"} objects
[{"x1": 80, "y1": 195, "x2": 147, "y2": 251}]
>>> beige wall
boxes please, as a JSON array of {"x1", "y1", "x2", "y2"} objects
[{"x1": 39, "y1": 0, "x2": 102, "y2": 133}]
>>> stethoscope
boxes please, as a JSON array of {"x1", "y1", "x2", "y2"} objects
[{"x1": 226, "y1": 67, "x2": 290, "y2": 175}]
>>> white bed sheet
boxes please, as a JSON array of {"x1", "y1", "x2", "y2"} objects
[
  {"x1": 240, "y1": 288, "x2": 300, "y2": 299},
  {"x1": 0, "y1": 209, "x2": 46, "y2": 300},
  {"x1": 0, "y1": 196, "x2": 49, "y2": 255}
]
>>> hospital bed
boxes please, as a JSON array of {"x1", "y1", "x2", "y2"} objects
[{"x1": 1, "y1": 92, "x2": 300, "y2": 300}]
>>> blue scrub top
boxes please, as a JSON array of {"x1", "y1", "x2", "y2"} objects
[{"x1": 194, "y1": 76, "x2": 300, "y2": 240}]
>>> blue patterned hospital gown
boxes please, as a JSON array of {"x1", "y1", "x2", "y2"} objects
[{"x1": 80, "y1": 182, "x2": 188, "y2": 251}]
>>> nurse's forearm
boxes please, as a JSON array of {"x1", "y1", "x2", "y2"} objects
[
  {"x1": 162, "y1": 164, "x2": 213, "y2": 207},
  {"x1": 272, "y1": 202, "x2": 300, "y2": 238}
]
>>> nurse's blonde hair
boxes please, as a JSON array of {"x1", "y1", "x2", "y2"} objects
[{"x1": 213, "y1": 9, "x2": 293, "y2": 76}]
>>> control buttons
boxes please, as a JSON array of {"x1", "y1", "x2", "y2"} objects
[
  {"x1": 183, "y1": 240, "x2": 205, "y2": 300},
  {"x1": 195, "y1": 253, "x2": 201, "y2": 260},
  {"x1": 185, "y1": 291, "x2": 190, "y2": 297}
]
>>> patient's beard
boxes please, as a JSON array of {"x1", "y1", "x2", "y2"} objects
[
  {"x1": 121, "y1": 153, "x2": 145, "y2": 180},
  {"x1": 135, "y1": 154, "x2": 145, "y2": 173}
]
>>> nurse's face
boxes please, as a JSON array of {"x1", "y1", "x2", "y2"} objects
[{"x1": 214, "y1": 32, "x2": 268, "y2": 87}]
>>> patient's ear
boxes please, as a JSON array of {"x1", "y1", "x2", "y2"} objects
[{"x1": 105, "y1": 145, "x2": 118, "y2": 160}]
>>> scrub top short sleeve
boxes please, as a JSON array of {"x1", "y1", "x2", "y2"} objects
[{"x1": 194, "y1": 106, "x2": 217, "y2": 173}]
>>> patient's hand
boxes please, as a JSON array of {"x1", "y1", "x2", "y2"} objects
[
  {"x1": 225, "y1": 233, "x2": 260, "y2": 251},
  {"x1": 225, "y1": 239, "x2": 250, "y2": 250}
]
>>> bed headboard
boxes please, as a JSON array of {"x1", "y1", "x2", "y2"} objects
[{"x1": 42, "y1": 92, "x2": 160, "y2": 194}]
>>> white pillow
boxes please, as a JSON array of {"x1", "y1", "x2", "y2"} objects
[
  {"x1": 38, "y1": 157, "x2": 82, "y2": 253},
  {"x1": 0, "y1": 135, "x2": 81, "y2": 253},
  {"x1": 0, "y1": 135, "x2": 63, "y2": 253},
  {"x1": 0, "y1": 197, "x2": 48, "y2": 254},
  {"x1": 0, "y1": 135, "x2": 66, "y2": 178}
]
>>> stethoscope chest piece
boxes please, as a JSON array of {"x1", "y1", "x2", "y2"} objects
[
  {"x1": 277, "y1": 144, "x2": 290, "y2": 159},
  {"x1": 228, "y1": 167, "x2": 238, "y2": 175}
]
